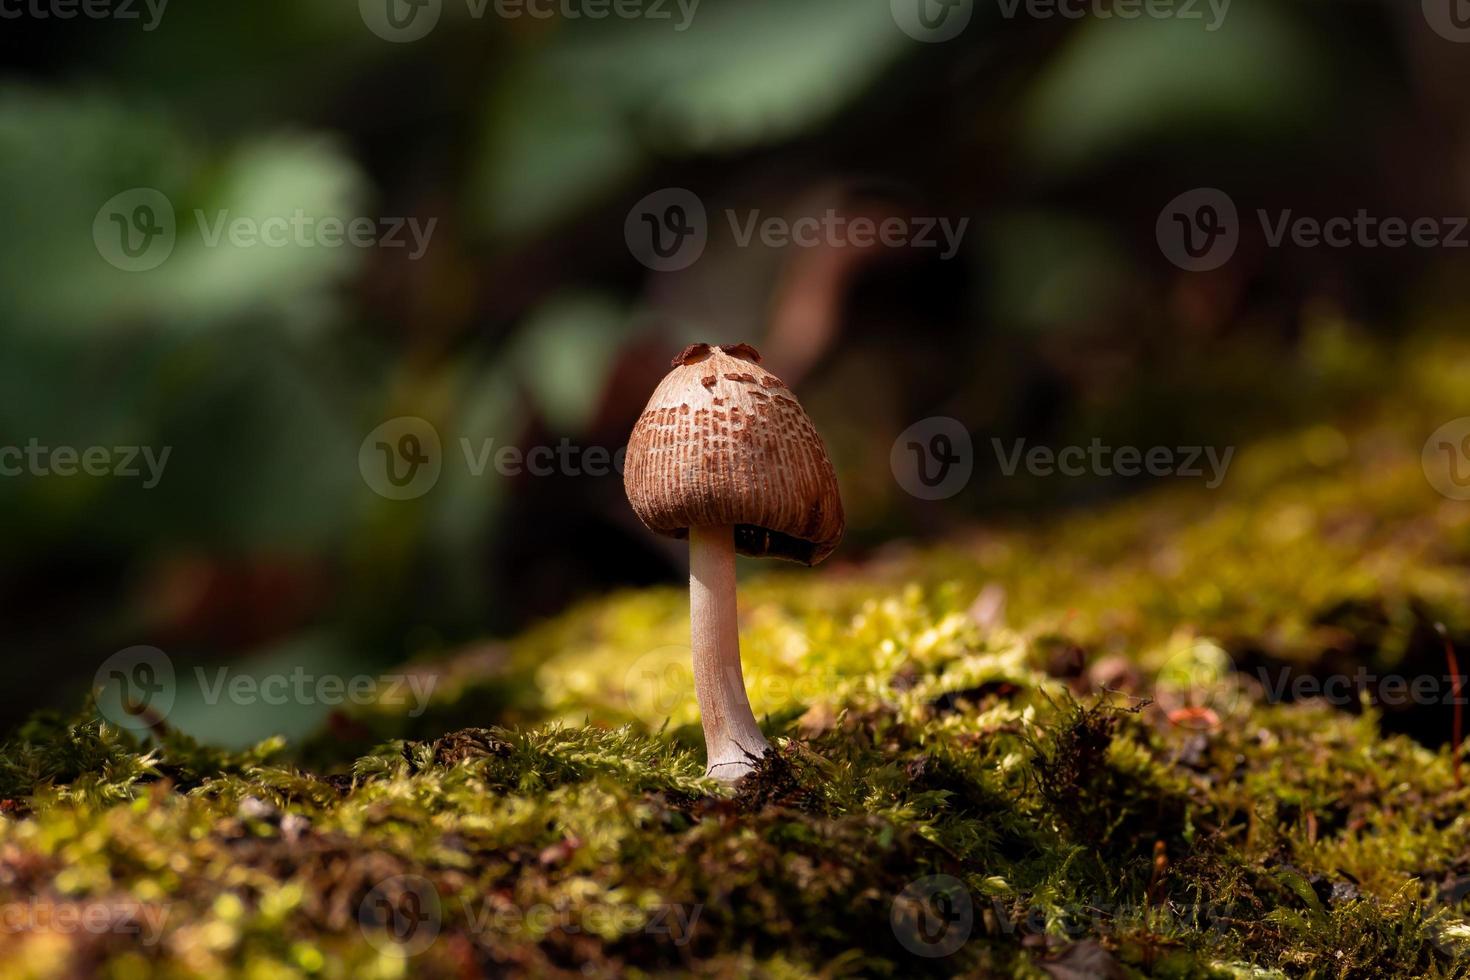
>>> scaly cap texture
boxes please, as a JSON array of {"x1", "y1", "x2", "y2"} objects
[{"x1": 624, "y1": 343, "x2": 844, "y2": 565}]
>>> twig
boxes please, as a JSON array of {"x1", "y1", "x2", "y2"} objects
[{"x1": 1438, "y1": 623, "x2": 1463, "y2": 790}]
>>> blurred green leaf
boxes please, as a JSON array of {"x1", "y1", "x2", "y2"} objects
[
  {"x1": 510, "y1": 292, "x2": 631, "y2": 432},
  {"x1": 1021, "y1": 5, "x2": 1328, "y2": 173},
  {"x1": 572, "y1": 0, "x2": 907, "y2": 153},
  {"x1": 472, "y1": 0, "x2": 908, "y2": 237},
  {"x1": 0, "y1": 88, "x2": 368, "y2": 335},
  {"x1": 474, "y1": 59, "x2": 643, "y2": 239}
]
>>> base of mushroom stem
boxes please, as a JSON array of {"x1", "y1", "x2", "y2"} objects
[{"x1": 703, "y1": 741, "x2": 771, "y2": 783}]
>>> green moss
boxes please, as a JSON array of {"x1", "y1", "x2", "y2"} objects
[{"x1": 4, "y1": 331, "x2": 1470, "y2": 977}]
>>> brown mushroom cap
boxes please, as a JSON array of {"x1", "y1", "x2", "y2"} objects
[{"x1": 624, "y1": 343, "x2": 844, "y2": 565}]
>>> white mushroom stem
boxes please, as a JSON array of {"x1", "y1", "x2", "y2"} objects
[{"x1": 689, "y1": 524, "x2": 771, "y2": 782}]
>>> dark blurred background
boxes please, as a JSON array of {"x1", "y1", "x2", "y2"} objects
[{"x1": 4, "y1": 0, "x2": 1470, "y2": 743}]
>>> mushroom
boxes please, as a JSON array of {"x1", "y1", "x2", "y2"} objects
[{"x1": 624, "y1": 343, "x2": 844, "y2": 782}]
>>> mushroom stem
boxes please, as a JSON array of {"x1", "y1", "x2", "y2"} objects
[{"x1": 689, "y1": 524, "x2": 770, "y2": 782}]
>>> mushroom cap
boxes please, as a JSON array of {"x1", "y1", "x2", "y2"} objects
[{"x1": 624, "y1": 343, "x2": 844, "y2": 565}]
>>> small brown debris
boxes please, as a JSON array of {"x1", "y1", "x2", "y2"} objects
[
  {"x1": 1165, "y1": 705, "x2": 1221, "y2": 730},
  {"x1": 429, "y1": 728, "x2": 514, "y2": 767},
  {"x1": 538, "y1": 836, "x2": 582, "y2": 867},
  {"x1": 0, "y1": 799, "x2": 32, "y2": 820}
]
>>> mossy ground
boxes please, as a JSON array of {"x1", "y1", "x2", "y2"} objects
[{"x1": 5, "y1": 329, "x2": 1470, "y2": 978}]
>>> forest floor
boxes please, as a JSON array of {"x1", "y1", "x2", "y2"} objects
[{"x1": 5, "y1": 331, "x2": 1470, "y2": 978}]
